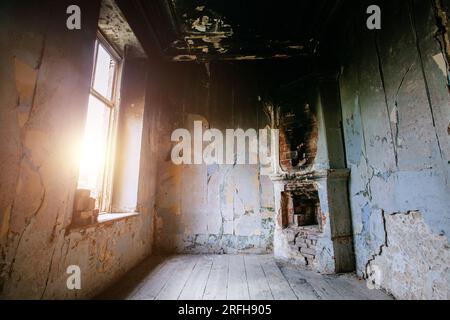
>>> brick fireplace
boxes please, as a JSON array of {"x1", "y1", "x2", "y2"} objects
[{"x1": 265, "y1": 80, "x2": 355, "y2": 274}]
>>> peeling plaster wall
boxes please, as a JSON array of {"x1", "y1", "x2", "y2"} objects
[
  {"x1": 0, "y1": 1, "x2": 155, "y2": 299},
  {"x1": 338, "y1": 0, "x2": 450, "y2": 299},
  {"x1": 111, "y1": 58, "x2": 147, "y2": 213},
  {"x1": 98, "y1": 0, "x2": 146, "y2": 58},
  {"x1": 152, "y1": 63, "x2": 275, "y2": 254},
  {"x1": 368, "y1": 211, "x2": 449, "y2": 299},
  {"x1": 432, "y1": 0, "x2": 450, "y2": 87}
]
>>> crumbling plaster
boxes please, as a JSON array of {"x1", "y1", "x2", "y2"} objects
[
  {"x1": 98, "y1": 0, "x2": 146, "y2": 58},
  {"x1": 338, "y1": 0, "x2": 450, "y2": 299},
  {"x1": 2, "y1": 0, "x2": 450, "y2": 301},
  {"x1": 367, "y1": 210, "x2": 449, "y2": 299},
  {"x1": 152, "y1": 63, "x2": 275, "y2": 254},
  {"x1": 0, "y1": 0, "x2": 156, "y2": 299},
  {"x1": 432, "y1": 0, "x2": 450, "y2": 88}
]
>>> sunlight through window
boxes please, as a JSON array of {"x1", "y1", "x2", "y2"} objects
[{"x1": 77, "y1": 38, "x2": 118, "y2": 209}]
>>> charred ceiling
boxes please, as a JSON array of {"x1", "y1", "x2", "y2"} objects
[{"x1": 116, "y1": 0, "x2": 343, "y2": 61}]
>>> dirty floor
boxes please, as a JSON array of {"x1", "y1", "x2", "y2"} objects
[{"x1": 97, "y1": 255, "x2": 392, "y2": 300}]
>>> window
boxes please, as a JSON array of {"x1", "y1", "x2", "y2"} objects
[{"x1": 77, "y1": 34, "x2": 121, "y2": 212}]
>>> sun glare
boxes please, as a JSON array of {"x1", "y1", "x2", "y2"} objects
[{"x1": 77, "y1": 40, "x2": 117, "y2": 206}]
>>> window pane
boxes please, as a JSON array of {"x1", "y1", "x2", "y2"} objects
[
  {"x1": 78, "y1": 95, "x2": 111, "y2": 202},
  {"x1": 92, "y1": 43, "x2": 116, "y2": 100}
]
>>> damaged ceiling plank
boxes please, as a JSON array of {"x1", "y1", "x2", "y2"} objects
[
  {"x1": 432, "y1": 0, "x2": 450, "y2": 88},
  {"x1": 117, "y1": 0, "x2": 342, "y2": 61}
]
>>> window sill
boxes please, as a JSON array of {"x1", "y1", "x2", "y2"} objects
[
  {"x1": 97, "y1": 212, "x2": 139, "y2": 223},
  {"x1": 67, "y1": 212, "x2": 140, "y2": 233}
]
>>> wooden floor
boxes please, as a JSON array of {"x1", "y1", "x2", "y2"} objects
[{"x1": 97, "y1": 255, "x2": 392, "y2": 300}]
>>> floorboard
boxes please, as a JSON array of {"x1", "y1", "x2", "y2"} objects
[
  {"x1": 244, "y1": 255, "x2": 273, "y2": 300},
  {"x1": 295, "y1": 269, "x2": 344, "y2": 300},
  {"x1": 156, "y1": 255, "x2": 198, "y2": 300},
  {"x1": 203, "y1": 255, "x2": 229, "y2": 300},
  {"x1": 179, "y1": 255, "x2": 214, "y2": 300},
  {"x1": 258, "y1": 255, "x2": 297, "y2": 300},
  {"x1": 279, "y1": 265, "x2": 322, "y2": 300},
  {"x1": 227, "y1": 255, "x2": 250, "y2": 300},
  {"x1": 97, "y1": 254, "x2": 393, "y2": 300}
]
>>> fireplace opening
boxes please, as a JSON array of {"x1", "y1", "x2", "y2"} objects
[
  {"x1": 280, "y1": 185, "x2": 321, "y2": 229},
  {"x1": 293, "y1": 195, "x2": 319, "y2": 227}
]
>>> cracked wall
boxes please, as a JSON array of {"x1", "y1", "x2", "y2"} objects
[
  {"x1": 152, "y1": 62, "x2": 275, "y2": 254},
  {"x1": 368, "y1": 210, "x2": 449, "y2": 299},
  {"x1": 338, "y1": 0, "x2": 450, "y2": 299},
  {"x1": 432, "y1": 0, "x2": 450, "y2": 88},
  {"x1": 0, "y1": 0, "x2": 156, "y2": 299}
]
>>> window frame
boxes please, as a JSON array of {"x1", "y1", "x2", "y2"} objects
[{"x1": 87, "y1": 31, "x2": 123, "y2": 213}]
